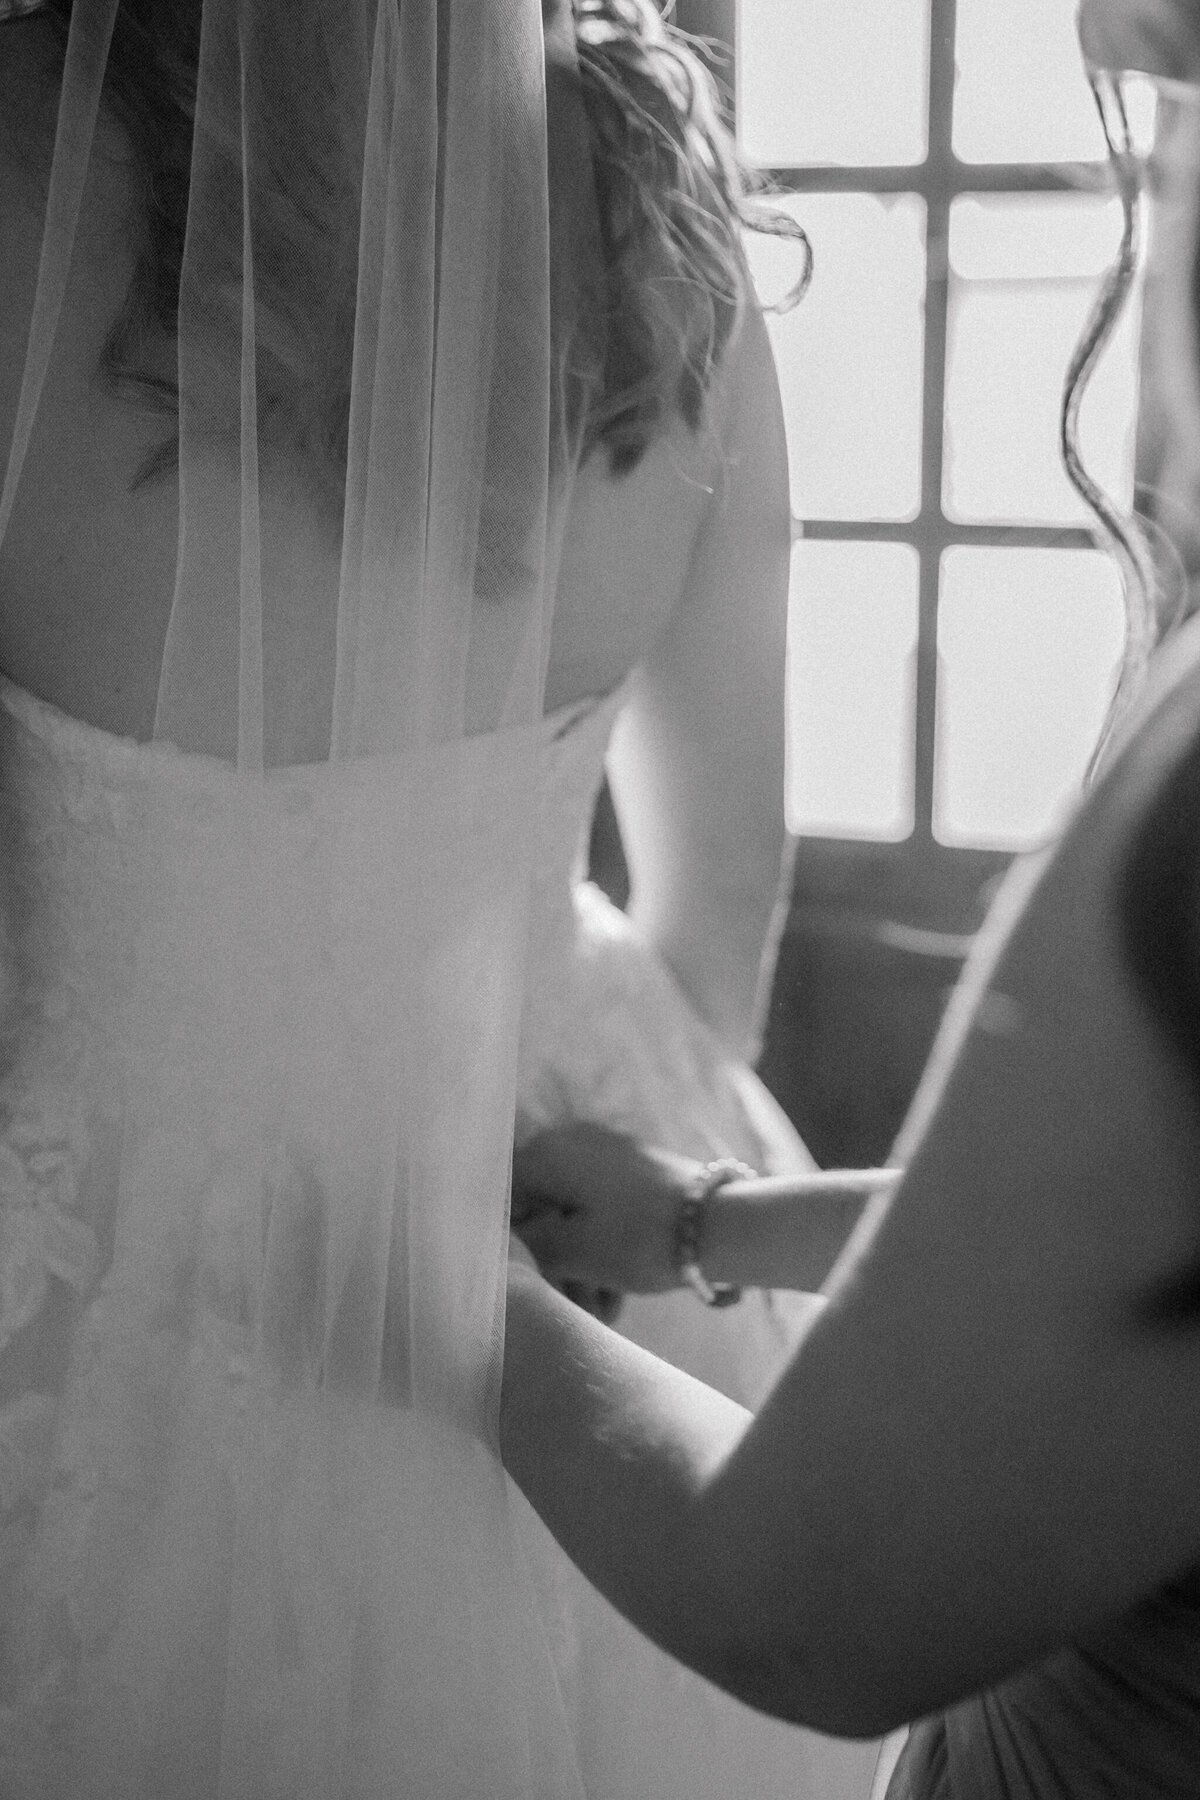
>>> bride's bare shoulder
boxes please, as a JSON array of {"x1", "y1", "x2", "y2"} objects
[
  {"x1": 546, "y1": 403, "x2": 716, "y2": 711},
  {"x1": 546, "y1": 309, "x2": 777, "y2": 712}
]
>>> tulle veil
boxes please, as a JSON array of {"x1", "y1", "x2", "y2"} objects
[{"x1": 0, "y1": 0, "x2": 592, "y2": 1791}]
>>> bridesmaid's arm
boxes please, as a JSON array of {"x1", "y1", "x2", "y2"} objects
[
  {"x1": 604, "y1": 301, "x2": 793, "y2": 1061},
  {"x1": 502, "y1": 635, "x2": 1200, "y2": 1737}
]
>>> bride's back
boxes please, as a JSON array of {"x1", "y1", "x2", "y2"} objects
[{"x1": 0, "y1": 3, "x2": 752, "y2": 751}]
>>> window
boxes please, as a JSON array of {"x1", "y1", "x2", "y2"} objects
[{"x1": 684, "y1": 0, "x2": 1146, "y2": 876}]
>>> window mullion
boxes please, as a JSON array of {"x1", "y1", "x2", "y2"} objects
[
  {"x1": 802, "y1": 522, "x2": 1098, "y2": 549},
  {"x1": 772, "y1": 164, "x2": 1104, "y2": 195},
  {"x1": 908, "y1": 0, "x2": 956, "y2": 845}
]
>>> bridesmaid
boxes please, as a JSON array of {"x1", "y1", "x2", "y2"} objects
[{"x1": 501, "y1": 3, "x2": 1200, "y2": 1794}]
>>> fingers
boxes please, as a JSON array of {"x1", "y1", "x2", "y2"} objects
[
  {"x1": 514, "y1": 1119, "x2": 632, "y2": 1188},
  {"x1": 559, "y1": 1280, "x2": 624, "y2": 1325},
  {"x1": 512, "y1": 1204, "x2": 582, "y2": 1278},
  {"x1": 511, "y1": 1126, "x2": 592, "y2": 1225},
  {"x1": 511, "y1": 1127, "x2": 586, "y2": 1222},
  {"x1": 511, "y1": 1127, "x2": 596, "y2": 1280},
  {"x1": 511, "y1": 1192, "x2": 632, "y2": 1299},
  {"x1": 510, "y1": 1185, "x2": 575, "y2": 1228}
]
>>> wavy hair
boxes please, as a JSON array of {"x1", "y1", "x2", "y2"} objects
[
  {"x1": 1062, "y1": 71, "x2": 1164, "y2": 771},
  {"x1": 1060, "y1": 71, "x2": 1200, "y2": 771},
  {"x1": 568, "y1": 0, "x2": 808, "y2": 471}
]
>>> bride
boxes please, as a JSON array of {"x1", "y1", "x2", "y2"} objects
[
  {"x1": 0, "y1": 0, "x2": 876, "y2": 1793},
  {"x1": 0, "y1": 0, "x2": 595, "y2": 1791},
  {"x1": 499, "y1": 5, "x2": 1200, "y2": 1795}
]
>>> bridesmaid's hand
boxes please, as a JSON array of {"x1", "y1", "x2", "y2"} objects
[{"x1": 512, "y1": 1122, "x2": 702, "y2": 1296}]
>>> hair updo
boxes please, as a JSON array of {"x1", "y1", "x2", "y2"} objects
[
  {"x1": 567, "y1": 0, "x2": 779, "y2": 471},
  {"x1": 41, "y1": 0, "x2": 790, "y2": 482}
]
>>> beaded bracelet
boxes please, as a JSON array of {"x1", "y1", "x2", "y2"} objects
[{"x1": 674, "y1": 1158, "x2": 756, "y2": 1307}]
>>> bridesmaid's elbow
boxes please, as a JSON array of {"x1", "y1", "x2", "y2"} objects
[{"x1": 693, "y1": 1612, "x2": 913, "y2": 1739}]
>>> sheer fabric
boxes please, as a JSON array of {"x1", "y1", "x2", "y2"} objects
[{"x1": 0, "y1": 0, "x2": 588, "y2": 1792}]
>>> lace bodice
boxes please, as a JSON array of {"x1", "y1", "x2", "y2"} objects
[
  {"x1": 0, "y1": 678, "x2": 230, "y2": 1364},
  {"x1": 0, "y1": 672, "x2": 621, "y2": 1384},
  {"x1": 0, "y1": 676, "x2": 568, "y2": 1797},
  {"x1": 0, "y1": 672, "x2": 852, "y2": 1800}
]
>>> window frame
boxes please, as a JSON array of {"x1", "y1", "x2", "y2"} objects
[{"x1": 676, "y1": 0, "x2": 1120, "y2": 922}]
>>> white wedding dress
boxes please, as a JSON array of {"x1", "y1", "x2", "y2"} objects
[
  {"x1": 0, "y1": 675, "x2": 582, "y2": 1799},
  {"x1": 0, "y1": 2, "x2": 648, "y2": 1792},
  {"x1": 515, "y1": 685, "x2": 886, "y2": 1800},
  {"x1": 0, "y1": 670, "x2": 884, "y2": 1800}
]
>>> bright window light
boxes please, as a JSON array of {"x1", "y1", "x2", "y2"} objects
[
  {"x1": 738, "y1": 0, "x2": 929, "y2": 167},
  {"x1": 944, "y1": 195, "x2": 1141, "y2": 525},
  {"x1": 745, "y1": 195, "x2": 926, "y2": 521},
  {"x1": 934, "y1": 547, "x2": 1126, "y2": 849},
  {"x1": 953, "y1": 0, "x2": 1106, "y2": 164},
  {"x1": 787, "y1": 542, "x2": 919, "y2": 840},
  {"x1": 736, "y1": 1, "x2": 1144, "y2": 851}
]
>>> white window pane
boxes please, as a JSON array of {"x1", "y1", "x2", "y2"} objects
[
  {"x1": 953, "y1": 0, "x2": 1106, "y2": 163},
  {"x1": 739, "y1": 0, "x2": 928, "y2": 167},
  {"x1": 747, "y1": 195, "x2": 926, "y2": 521},
  {"x1": 787, "y1": 541, "x2": 919, "y2": 840},
  {"x1": 943, "y1": 195, "x2": 1140, "y2": 525},
  {"x1": 950, "y1": 193, "x2": 1127, "y2": 281},
  {"x1": 934, "y1": 547, "x2": 1125, "y2": 850}
]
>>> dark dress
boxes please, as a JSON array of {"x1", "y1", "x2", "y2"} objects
[
  {"x1": 886, "y1": 1568, "x2": 1200, "y2": 1798},
  {"x1": 889, "y1": 638, "x2": 1200, "y2": 1800}
]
